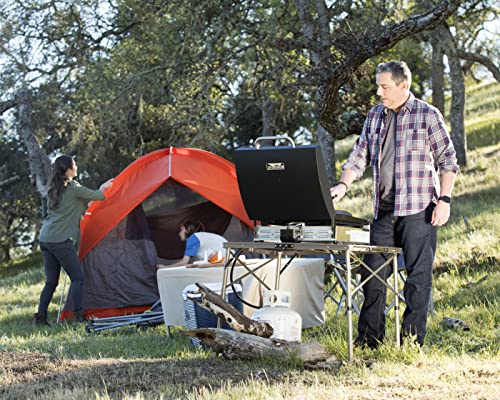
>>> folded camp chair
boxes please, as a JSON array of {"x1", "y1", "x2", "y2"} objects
[
  {"x1": 325, "y1": 253, "x2": 434, "y2": 317},
  {"x1": 324, "y1": 252, "x2": 363, "y2": 316},
  {"x1": 384, "y1": 255, "x2": 434, "y2": 317}
]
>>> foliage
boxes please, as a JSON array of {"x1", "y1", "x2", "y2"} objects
[
  {"x1": 0, "y1": 135, "x2": 39, "y2": 261},
  {"x1": 0, "y1": 0, "x2": 496, "y2": 258}
]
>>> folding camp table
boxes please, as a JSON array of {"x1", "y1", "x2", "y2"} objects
[{"x1": 220, "y1": 241, "x2": 402, "y2": 362}]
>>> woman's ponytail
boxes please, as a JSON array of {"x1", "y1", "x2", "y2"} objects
[{"x1": 47, "y1": 155, "x2": 73, "y2": 210}]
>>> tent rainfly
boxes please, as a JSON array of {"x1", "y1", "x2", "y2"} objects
[{"x1": 59, "y1": 147, "x2": 253, "y2": 321}]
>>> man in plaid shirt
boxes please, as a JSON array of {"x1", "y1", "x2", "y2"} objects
[{"x1": 330, "y1": 61, "x2": 459, "y2": 348}]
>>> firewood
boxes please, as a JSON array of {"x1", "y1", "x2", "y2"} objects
[
  {"x1": 181, "y1": 328, "x2": 332, "y2": 363},
  {"x1": 188, "y1": 283, "x2": 273, "y2": 338}
]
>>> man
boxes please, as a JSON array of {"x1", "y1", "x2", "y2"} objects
[{"x1": 330, "y1": 61, "x2": 458, "y2": 347}]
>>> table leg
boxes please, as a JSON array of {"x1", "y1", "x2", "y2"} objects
[
  {"x1": 394, "y1": 253, "x2": 400, "y2": 347},
  {"x1": 346, "y1": 247, "x2": 353, "y2": 362},
  {"x1": 218, "y1": 246, "x2": 232, "y2": 328},
  {"x1": 275, "y1": 251, "x2": 282, "y2": 290}
]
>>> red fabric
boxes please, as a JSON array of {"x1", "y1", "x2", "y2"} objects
[
  {"x1": 59, "y1": 305, "x2": 152, "y2": 321},
  {"x1": 78, "y1": 148, "x2": 252, "y2": 260}
]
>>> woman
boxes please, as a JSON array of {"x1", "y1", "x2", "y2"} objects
[{"x1": 33, "y1": 155, "x2": 112, "y2": 325}]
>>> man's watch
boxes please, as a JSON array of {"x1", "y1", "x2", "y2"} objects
[{"x1": 438, "y1": 195, "x2": 451, "y2": 204}]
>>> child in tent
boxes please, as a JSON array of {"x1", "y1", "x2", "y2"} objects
[{"x1": 158, "y1": 221, "x2": 226, "y2": 268}]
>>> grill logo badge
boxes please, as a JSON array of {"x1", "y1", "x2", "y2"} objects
[{"x1": 266, "y1": 162, "x2": 285, "y2": 171}]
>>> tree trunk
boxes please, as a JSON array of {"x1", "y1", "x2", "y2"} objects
[
  {"x1": 16, "y1": 89, "x2": 51, "y2": 198},
  {"x1": 317, "y1": 124, "x2": 336, "y2": 185},
  {"x1": 181, "y1": 328, "x2": 333, "y2": 363},
  {"x1": 430, "y1": 36, "x2": 445, "y2": 114},
  {"x1": 293, "y1": 0, "x2": 336, "y2": 184},
  {"x1": 448, "y1": 54, "x2": 467, "y2": 166},
  {"x1": 0, "y1": 245, "x2": 11, "y2": 262},
  {"x1": 261, "y1": 98, "x2": 276, "y2": 137},
  {"x1": 439, "y1": 25, "x2": 467, "y2": 166},
  {"x1": 256, "y1": 98, "x2": 277, "y2": 147}
]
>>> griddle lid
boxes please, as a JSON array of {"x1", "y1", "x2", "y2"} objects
[{"x1": 235, "y1": 144, "x2": 335, "y2": 226}]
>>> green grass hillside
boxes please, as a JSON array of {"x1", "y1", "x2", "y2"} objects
[{"x1": 1, "y1": 82, "x2": 499, "y2": 399}]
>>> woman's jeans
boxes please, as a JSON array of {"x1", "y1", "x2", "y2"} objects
[
  {"x1": 38, "y1": 239, "x2": 84, "y2": 314},
  {"x1": 357, "y1": 204, "x2": 437, "y2": 347}
]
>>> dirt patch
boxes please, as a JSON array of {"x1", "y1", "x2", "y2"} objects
[
  {"x1": 0, "y1": 350, "x2": 53, "y2": 379},
  {"x1": 0, "y1": 350, "x2": 292, "y2": 398}
]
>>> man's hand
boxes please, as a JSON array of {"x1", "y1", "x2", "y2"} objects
[
  {"x1": 432, "y1": 201, "x2": 450, "y2": 226},
  {"x1": 330, "y1": 183, "x2": 348, "y2": 203}
]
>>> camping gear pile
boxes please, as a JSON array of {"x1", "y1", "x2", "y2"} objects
[{"x1": 85, "y1": 301, "x2": 164, "y2": 333}]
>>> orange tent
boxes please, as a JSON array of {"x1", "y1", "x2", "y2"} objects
[
  {"x1": 79, "y1": 147, "x2": 252, "y2": 260},
  {"x1": 60, "y1": 147, "x2": 253, "y2": 321}
]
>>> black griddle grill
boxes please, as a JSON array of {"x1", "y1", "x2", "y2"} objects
[{"x1": 234, "y1": 138, "x2": 369, "y2": 230}]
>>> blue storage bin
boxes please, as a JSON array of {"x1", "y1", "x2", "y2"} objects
[{"x1": 182, "y1": 282, "x2": 243, "y2": 348}]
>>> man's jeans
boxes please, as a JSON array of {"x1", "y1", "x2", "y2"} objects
[
  {"x1": 357, "y1": 204, "x2": 437, "y2": 346},
  {"x1": 38, "y1": 239, "x2": 84, "y2": 314}
]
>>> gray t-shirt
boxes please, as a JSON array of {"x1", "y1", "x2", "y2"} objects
[{"x1": 379, "y1": 109, "x2": 397, "y2": 210}]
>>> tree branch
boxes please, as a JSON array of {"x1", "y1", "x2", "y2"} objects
[
  {"x1": 318, "y1": 0, "x2": 462, "y2": 136},
  {"x1": 0, "y1": 99, "x2": 18, "y2": 115},
  {"x1": 456, "y1": 50, "x2": 500, "y2": 82},
  {"x1": 0, "y1": 176, "x2": 20, "y2": 188}
]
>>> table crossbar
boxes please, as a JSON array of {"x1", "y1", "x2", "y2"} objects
[{"x1": 221, "y1": 241, "x2": 402, "y2": 362}]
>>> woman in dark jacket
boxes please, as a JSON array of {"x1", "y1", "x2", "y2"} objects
[{"x1": 33, "y1": 155, "x2": 112, "y2": 325}]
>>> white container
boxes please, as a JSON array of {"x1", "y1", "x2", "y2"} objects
[{"x1": 251, "y1": 290, "x2": 302, "y2": 342}]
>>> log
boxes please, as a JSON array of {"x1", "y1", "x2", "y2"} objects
[
  {"x1": 188, "y1": 283, "x2": 273, "y2": 338},
  {"x1": 181, "y1": 328, "x2": 333, "y2": 363}
]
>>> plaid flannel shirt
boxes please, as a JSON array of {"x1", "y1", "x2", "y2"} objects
[{"x1": 343, "y1": 93, "x2": 459, "y2": 218}]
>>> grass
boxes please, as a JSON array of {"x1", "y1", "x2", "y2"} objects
[{"x1": 1, "y1": 82, "x2": 499, "y2": 399}]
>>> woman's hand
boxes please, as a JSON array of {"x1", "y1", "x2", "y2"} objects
[{"x1": 99, "y1": 178, "x2": 114, "y2": 191}]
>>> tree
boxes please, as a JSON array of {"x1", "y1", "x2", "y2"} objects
[
  {"x1": 0, "y1": 0, "x2": 496, "y2": 260},
  {"x1": 0, "y1": 0, "x2": 137, "y2": 196},
  {"x1": 0, "y1": 134, "x2": 39, "y2": 261},
  {"x1": 424, "y1": 0, "x2": 500, "y2": 166},
  {"x1": 289, "y1": 0, "x2": 462, "y2": 181}
]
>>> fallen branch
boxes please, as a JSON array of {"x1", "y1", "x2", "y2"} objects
[
  {"x1": 189, "y1": 283, "x2": 273, "y2": 338},
  {"x1": 181, "y1": 328, "x2": 333, "y2": 363}
]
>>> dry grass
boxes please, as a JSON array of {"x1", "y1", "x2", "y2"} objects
[{"x1": 1, "y1": 350, "x2": 499, "y2": 400}]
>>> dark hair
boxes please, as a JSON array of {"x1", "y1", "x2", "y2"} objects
[
  {"x1": 376, "y1": 60, "x2": 412, "y2": 87},
  {"x1": 47, "y1": 155, "x2": 73, "y2": 210},
  {"x1": 182, "y1": 221, "x2": 205, "y2": 237}
]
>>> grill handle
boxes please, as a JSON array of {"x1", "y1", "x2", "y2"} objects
[{"x1": 255, "y1": 135, "x2": 295, "y2": 149}]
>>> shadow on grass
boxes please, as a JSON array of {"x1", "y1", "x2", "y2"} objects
[
  {"x1": 0, "y1": 350, "x2": 297, "y2": 399},
  {"x1": 0, "y1": 253, "x2": 43, "y2": 280},
  {"x1": 467, "y1": 121, "x2": 499, "y2": 150},
  {"x1": 446, "y1": 185, "x2": 500, "y2": 228},
  {"x1": 435, "y1": 272, "x2": 499, "y2": 310},
  {"x1": 434, "y1": 251, "x2": 497, "y2": 277}
]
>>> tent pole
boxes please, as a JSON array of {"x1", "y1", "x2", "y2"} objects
[{"x1": 56, "y1": 272, "x2": 68, "y2": 323}]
